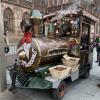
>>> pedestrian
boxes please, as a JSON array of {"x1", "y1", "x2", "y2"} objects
[
  {"x1": 98, "y1": 42, "x2": 100, "y2": 66},
  {"x1": 97, "y1": 34, "x2": 100, "y2": 66},
  {"x1": 3, "y1": 31, "x2": 9, "y2": 53},
  {"x1": 95, "y1": 34, "x2": 99, "y2": 62},
  {"x1": 96, "y1": 34, "x2": 100, "y2": 88}
]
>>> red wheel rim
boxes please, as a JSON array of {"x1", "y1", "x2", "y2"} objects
[{"x1": 58, "y1": 84, "x2": 66, "y2": 97}]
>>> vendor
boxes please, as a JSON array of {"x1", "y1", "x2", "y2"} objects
[
  {"x1": 44, "y1": 17, "x2": 50, "y2": 36},
  {"x1": 68, "y1": 38, "x2": 79, "y2": 57}
]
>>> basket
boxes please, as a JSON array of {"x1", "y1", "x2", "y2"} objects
[
  {"x1": 62, "y1": 54, "x2": 79, "y2": 67},
  {"x1": 49, "y1": 65, "x2": 71, "y2": 79},
  {"x1": 71, "y1": 64, "x2": 80, "y2": 73}
]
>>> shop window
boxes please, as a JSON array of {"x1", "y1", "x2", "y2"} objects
[
  {"x1": 81, "y1": 23, "x2": 90, "y2": 50},
  {"x1": 61, "y1": 17, "x2": 80, "y2": 37}
]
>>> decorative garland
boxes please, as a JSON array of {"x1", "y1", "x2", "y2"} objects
[{"x1": 20, "y1": 49, "x2": 37, "y2": 67}]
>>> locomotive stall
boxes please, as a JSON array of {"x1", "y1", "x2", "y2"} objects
[{"x1": 8, "y1": 9, "x2": 95, "y2": 100}]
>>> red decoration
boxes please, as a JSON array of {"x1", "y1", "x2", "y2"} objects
[{"x1": 19, "y1": 32, "x2": 33, "y2": 46}]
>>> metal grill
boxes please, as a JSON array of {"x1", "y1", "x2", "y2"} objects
[{"x1": 15, "y1": 72, "x2": 32, "y2": 88}]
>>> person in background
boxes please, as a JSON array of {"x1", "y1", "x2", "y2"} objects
[
  {"x1": 3, "y1": 31, "x2": 9, "y2": 53},
  {"x1": 98, "y1": 42, "x2": 100, "y2": 66},
  {"x1": 4, "y1": 31, "x2": 9, "y2": 45},
  {"x1": 44, "y1": 17, "x2": 50, "y2": 36},
  {"x1": 96, "y1": 34, "x2": 100, "y2": 88},
  {"x1": 95, "y1": 34, "x2": 100, "y2": 62}
]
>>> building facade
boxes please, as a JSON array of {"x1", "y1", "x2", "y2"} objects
[
  {"x1": 33, "y1": 0, "x2": 100, "y2": 35},
  {"x1": 80, "y1": 0, "x2": 100, "y2": 34},
  {"x1": 1, "y1": 0, "x2": 32, "y2": 43},
  {"x1": 1, "y1": 0, "x2": 100, "y2": 43}
]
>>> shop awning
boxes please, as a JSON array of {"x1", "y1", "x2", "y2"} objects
[{"x1": 83, "y1": 10, "x2": 99, "y2": 22}]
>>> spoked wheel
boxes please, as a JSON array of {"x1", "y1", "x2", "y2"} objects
[{"x1": 52, "y1": 81, "x2": 67, "y2": 100}]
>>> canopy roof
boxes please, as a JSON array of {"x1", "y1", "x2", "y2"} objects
[{"x1": 30, "y1": 9, "x2": 42, "y2": 19}]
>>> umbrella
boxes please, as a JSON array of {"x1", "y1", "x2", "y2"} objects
[{"x1": 30, "y1": 9, "x2": 42, "y2": 19}]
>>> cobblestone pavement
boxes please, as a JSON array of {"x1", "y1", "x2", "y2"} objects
[{"x1": 0, "y1": 48, "x2": 100, "y2": 100}]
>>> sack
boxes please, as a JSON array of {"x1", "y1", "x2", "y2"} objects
[{"x1": 4, "y1": 46, "x2": 9, "y2": 53}]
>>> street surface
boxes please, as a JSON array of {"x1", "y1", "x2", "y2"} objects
[{"x1": 0, "y1": 48, "x2": 100, "y2": 100}]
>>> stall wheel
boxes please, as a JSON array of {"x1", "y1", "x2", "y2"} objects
[{"x1": 52, "y1": 81, "x2": 67, "y2": 100}]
